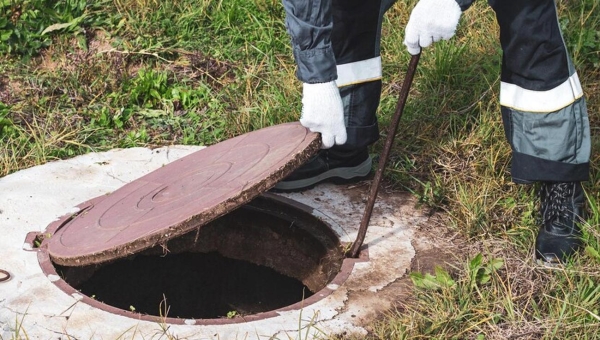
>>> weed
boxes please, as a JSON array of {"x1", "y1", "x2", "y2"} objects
[
  {"x1": 0, "y1": 0, "x2": 113, "y2": 59},
  {"x1": 0, "y1": 102, "x2": 14, "y2": 137},
  {"x1": 2, "y1": 309, "x2": 30, "y2": 340},
  {"x1": 559, "y1": 0, "x2": 600, "y2": 68},
  {"x1": 410, "y1": 265, "x2": 457, "y2": 290}
]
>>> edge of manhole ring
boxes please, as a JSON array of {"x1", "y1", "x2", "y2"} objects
[
  {"x1": 35, "y1": 193, "x2": 370, "y2": 325},
  {"x1": 36, "y1": 238, "x2": 365, "y2": 325}
]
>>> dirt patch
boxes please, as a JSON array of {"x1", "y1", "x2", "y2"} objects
[
  {"x1": 339, "y1": 202, "x2": 468, "y2": 335},
  {"x1": 393, "y1": 211, "x2": 467, "y2": 300},
  {"x1": 33, "y1": 30, "x2": 236, "y2": 92},
  {"x1": 168, "y1": 51, "x2": 236, "y2": 89},
  {"x1": 0, "y1": 75, "x2": 22, "y2": 105},
  {"x1": 0, "y1": 77, "x2": 10, "y2": 104},
  {"x1": 88, "y1": 30, "x2": 113, "y2": 53},
  {"x1": 410, "y1": 213, "x2": 466, "y2": 274}
]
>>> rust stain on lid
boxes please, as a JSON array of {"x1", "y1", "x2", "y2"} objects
[{"x1": 47, "y1": 123, "x2": 320, "y2": 266}]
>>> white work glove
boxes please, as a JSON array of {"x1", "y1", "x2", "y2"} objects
[
  {"x1": 404, "y1": 0, "x2": 462, "y2": 55},
  {"x1": 300, "y1": 81, "x2": 347, "y2": 149}
]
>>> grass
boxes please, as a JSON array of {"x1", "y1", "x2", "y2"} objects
[{"x1": 1, "y1": 0, "x2": 599, "y2": 339}]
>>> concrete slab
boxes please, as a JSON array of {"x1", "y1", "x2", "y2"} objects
[{"x1": 0, "y1": 145, "x2": 428, "y2": 339}]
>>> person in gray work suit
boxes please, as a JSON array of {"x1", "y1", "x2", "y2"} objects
[{"x1": 274, "y1": 0, "x2": 591, "y2": 264}]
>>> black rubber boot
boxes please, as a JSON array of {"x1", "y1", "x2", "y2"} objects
[
  {"x1": 272, "y1": 147, "x2": 372, "y2": 192},
  {"x1": 535, "y1": 182, "x2": 585, "y2": 264}
]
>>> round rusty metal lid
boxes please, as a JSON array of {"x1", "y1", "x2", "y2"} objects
[{"x1": 47, "y1": 123, "x2": 320, "y2": 266}]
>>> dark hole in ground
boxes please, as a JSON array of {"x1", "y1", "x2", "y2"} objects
[
  {"x1": 51, "y1": 194, "x2": 344, "y2": 321},
  {"x1": 70, "y1": 251, "x2": 311, "y2": 319}
]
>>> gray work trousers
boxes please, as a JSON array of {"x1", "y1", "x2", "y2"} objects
[{"x1": 331, "y1": 0, "x2": 590, "y2": 183}]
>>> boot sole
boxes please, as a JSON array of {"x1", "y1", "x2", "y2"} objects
[
  {"x1": 272, "y1": 156, "x2": 373, "y2": 192},
  {"x1": 534, "y1": 252, "x2": 564, "y2": 269}
]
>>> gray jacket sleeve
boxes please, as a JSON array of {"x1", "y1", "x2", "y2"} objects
[
  {"x1": 282, "y1": 0, "x2": 475, "y2": 83},
  {"x1": 282, "y1": 0, "x2": 337, "y2": 84}
]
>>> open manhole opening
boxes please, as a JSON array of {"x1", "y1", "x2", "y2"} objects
[{"x1": 50, "y1": 194, "x2": 346, "y2": 321}]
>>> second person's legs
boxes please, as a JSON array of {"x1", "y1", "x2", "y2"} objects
[{"x1": 489, "y1": 0, "x2": 591, "y2": 263}]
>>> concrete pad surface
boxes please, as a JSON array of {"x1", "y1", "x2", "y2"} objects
[{"x1": 0, "y1": 146, "x2": 429, "y2": 339}]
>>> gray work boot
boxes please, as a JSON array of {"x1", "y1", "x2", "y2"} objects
[
  {"x1": 273, "y1": 147, "x2": 372, "y2": 192},
  {"x1": 535, "y1": 182, "x2": 585, "y2": 264}
]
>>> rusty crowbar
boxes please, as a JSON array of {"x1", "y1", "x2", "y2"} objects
[{"x1": 347, "y1": 52, "x2": 421, "y2": 258}]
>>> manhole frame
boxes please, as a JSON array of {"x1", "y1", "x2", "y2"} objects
[{"x1": 32, "y1": 193, "x2": 369, "y2": 325}]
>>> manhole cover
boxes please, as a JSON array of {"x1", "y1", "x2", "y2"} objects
[{"x1": 45, "y1": 123, "x2": 320, "y2": 266}]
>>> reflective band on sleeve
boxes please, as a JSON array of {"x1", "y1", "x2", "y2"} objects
[
  {"x1": 500, "y1": 73, "x2": 584, "y2": 113},
  {"x1": 336, "y1": 56, "x2": 382, "y2": 87}
]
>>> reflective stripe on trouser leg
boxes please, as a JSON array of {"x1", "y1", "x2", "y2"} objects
[
  {"x1": 489, "y1": 0, "x2": 591, "y2": 183},
  {"x1": 330, "y1": 0, "x2": 397, "y2": 151}
]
